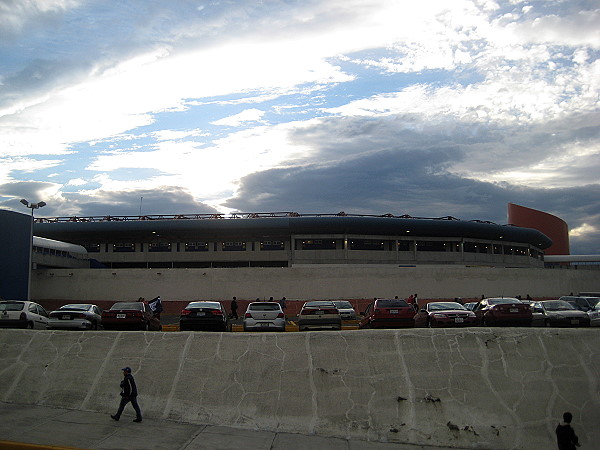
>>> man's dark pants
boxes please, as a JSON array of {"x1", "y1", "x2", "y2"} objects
[{"x1": 115, "y1": 396, "x2": 142, "y2": 420}]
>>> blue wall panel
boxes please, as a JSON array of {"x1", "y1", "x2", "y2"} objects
[{"x1": 0, "y1": 210, "x2": 31, "y2": 300}]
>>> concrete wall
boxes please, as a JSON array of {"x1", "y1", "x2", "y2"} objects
[
  {"x1": 31, "y1": 265, "x2": 600, "y2": 303},
  {"x1": 1, "y1": 328, "x2": 598, "y2": 449}
]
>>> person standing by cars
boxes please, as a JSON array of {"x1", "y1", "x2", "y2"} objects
[
  {"x1": 556, "y1": 411, "x2": 580, "y2": 449},
  {"x1": 111, "y1": 367, "x2": 142, "y2": 423},
  {"x1": 279, "y1": 297, "x2": 287, "y2": 316},
  {"x1": 230, "y1": 296, "x2": 238, "y2": 320}
]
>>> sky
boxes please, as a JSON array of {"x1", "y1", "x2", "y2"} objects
[{"x1": 0, "y1": 0, "x2": 598, "y2": 254}]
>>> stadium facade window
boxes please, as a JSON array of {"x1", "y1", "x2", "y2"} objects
[
  {"x1": 223, "y1": 242, "x2": 246, "y2": 251},
  {"x1": 416, "y1": 241, "x2": 454, "y2": 252},
  {"x1": 397, "y1": 241, "x2": 411, "y2": 251},
  {"x1": 349, "y1": 239, "x2": 385, "y2": 251},
  {"x1": 185, "y1": 242, "x2": 209, "y2": 252},
  {"x1": 149, "y1": 242, "x2": 171, "y2": 252},
  {"x1": 503, "y1": 245, "x2": 514, "y2": 255},
  {"x1": 464, "y1": 242, "x2": 489, "y2": 253},
  {"x1": 297, "y1": 239, "x2": 337, "y2": 250},
  {"x1": 493, "y1": 244, "x2": 502, "y2": 254},
  {"x1": 113, "y1": 243, "x2": 135, "y2": 252},
  {"x1": 84, "y1": 244, "x2": 101, "y2": 253},
  {"x1": 514, "y1": 246, "x2": 528, "y2": 256},
  {"x1": 260, "y1": 240, "x2": 285, "y2": 250}
]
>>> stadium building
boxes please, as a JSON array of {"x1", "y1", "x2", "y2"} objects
[{"x1": 32, "y1": 212, "x2": 551, "y2": 269}]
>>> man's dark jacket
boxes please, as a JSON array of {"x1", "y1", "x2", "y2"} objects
[
  {"x1": 556, "y1": 422, "x2": 579, "y2": 450},
  {"x1": 120, "y1": 374, "x2": 138, "y2": 398}
]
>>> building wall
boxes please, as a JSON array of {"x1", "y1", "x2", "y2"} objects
[
  {"x1": 0, "y1": 210, "x2": 32, "y2": 299},
  {"x1": 31, "y1": 265, "x2": 599, "y2": 304},
  {"x1": 508, "y1": 203, "x2": 569, "y2": 255}
]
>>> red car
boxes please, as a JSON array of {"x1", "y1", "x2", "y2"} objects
[
  {"x1": 474, "y1": 297, "x2": 532, "y2": 326},
  {"x1": 102, "y1": 302, "x2": 162, "y2": 331},
  {"x1": 359, "y1": 298, "x2": 415, "y2": 329},
  {"x1": 414, "y1": 302, "x2": 478, "y2": 327}
]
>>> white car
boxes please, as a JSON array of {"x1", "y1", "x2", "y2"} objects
[
  {"x1": 47, "y1": 304, "x2": 103, "y2": 330},
  {"x1": 243, "y1": 302, "x2": 286, "y2": 332},
  {"x1": 332, "y1": 300, "x2": 357, "y2": 320},
  {"x1": 0, "y1": 300, "x2": 49, "y2": 329},
  {"x1": 589, "y1": 303, "x2": 600, "y2": 327}
]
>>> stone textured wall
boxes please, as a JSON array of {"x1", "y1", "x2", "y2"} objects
[{"x1": 1, "y1": 328, "x2": 598, "y2": 449}]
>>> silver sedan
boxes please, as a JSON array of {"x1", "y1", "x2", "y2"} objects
[
  {"x1": 47, "y1": 304, "x2": 103, "y2": 330},
  {"x1": 243, "y1": 302, "x2": 286, "y2": 332}
]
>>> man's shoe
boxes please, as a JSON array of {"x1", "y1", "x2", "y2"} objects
[
  {"x1": 110, "y1": 415, "x2": 119, "y2": 421},
  {"x1": 133, "y1": 418, "x2": 142, "y2": 422}
]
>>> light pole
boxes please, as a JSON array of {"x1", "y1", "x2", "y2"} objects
[{"x1": 20, "y1": 199, "x2": 46, "y2": 300}]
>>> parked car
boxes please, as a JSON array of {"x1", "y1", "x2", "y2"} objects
[
  {"x1": 532, "y1": 300, "x2": 590, "y2": 327},
  {"x1": 464, "y1": 302, "x2": 478, "y2": 311},
  {"x1": 589, "y1": 303, "x2": 600, "y2": 327},
  {"x1": 243, "y1": 302, "x2": 285, "y2": 332},
  {"x1": 559, "y1": 295, "x2": 600, "y2": 313},
  {"x1": 180, "y1": 301, "x2": 230, "y2": 331},
  {"x1": 0, "y1": 300, "x2": 49, "y2": 329},
  {"x1": 332, "y1": 301, "x2": 357, "y2": 320},
  {"x1": 102, "y1": 302, "x2": 161, "y2": 331},
  {"x1": 298, "y1": 301, "x2": 342, "y2": 331},
  {"x1": 474, "y1": 297, "x2": 532, "y2": 327},
  {"x1": 414, "y1": 302, "x2": 478, "y2": 328},
  {"x1": 359, "y1": 298, "x2": 415, "y2": 329},
  {"x1": 47, "y1": 304, "x2": 103, "y2": 330}
]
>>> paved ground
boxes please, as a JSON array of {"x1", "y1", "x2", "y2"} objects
[{"x1": 0, "y1": 403, "x2": 456, "y2": 450}]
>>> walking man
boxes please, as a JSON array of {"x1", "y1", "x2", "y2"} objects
[
  {"x1": 111, "y1": 367, "x2": 142, "y2": 422},
  {"x1": 231, "y1": 297, "x2": 238, "y2": 320},
  {"x1": 556, "y1": 411, "x2": 580, "y2": 449}
]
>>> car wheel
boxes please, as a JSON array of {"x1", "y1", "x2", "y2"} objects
[{"x1": 28, "y1": 321, "x2": 34, "y2": 329}]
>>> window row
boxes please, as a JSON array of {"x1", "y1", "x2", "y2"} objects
[{"x1": 83, "y1": 239, "x2": 542, "y2": 257}]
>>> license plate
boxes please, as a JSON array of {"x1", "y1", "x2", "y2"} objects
[
  {"x1": 571, "y1": 319, "x2": 579, "y2": 324},
  {"x1": 390, "y1": 310, "x2": 398, "y2": 314},
  {"x1": 62, "y1": 315, "x2": 71, "y2": 320},
  {"x1": 260, "y1": 323, "x2": 269, "y2": 327},
  {"x1": 116, "y1": 314, "x2": 126, "y2": 319},
  {"x1": 510, "y1": 308, "x2": 518, "y2": 313},
  {"x1": 455, "y1": 317, "x2": 464, "y2": 323},
  {"x1": 196, "y1": 312, "x2": 205, "y2": 316}
]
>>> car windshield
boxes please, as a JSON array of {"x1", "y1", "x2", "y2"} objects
[
  {"x1": 59, "y1": 304, "x2": 92, "y2": 311},
  {"x1": 333, "y1": 301, "x2": 353, "y2": 309},
  {"x1": 543, "y1": 300, "x2": 575, "y2": 311},
  {"x1": 304, "y1": 301, "x2": 335, "y2": 308},
  {"x1": 488, "y1": 298, "x2": 521, "y2": 305},
  {"x1": 428, "y1": 302, "x2": 465, "y2": 311},
  {"x1": 187, "y1": 302, "x2": 220, "y2": 309},
  {"x1": 110, "y1": 302, "x2": 143, "y2": 310},
  {"x1": 249, "y1": 303, "x2": 280, "y2": 311},
  {"x1": 0, "y1": 302, "x2": 25, "y2": 311},
  {"x1": 583, "y1": 297, "x2": 600, "y2": 306},
  {"x1": 376, "y1": 299, "x2": 408, "y2": 308}
]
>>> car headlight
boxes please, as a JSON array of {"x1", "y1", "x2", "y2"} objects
[
  {"x1": 467, "y1": 312, "x2": 476, "y2": 317},
  {"x1": 432, "y1": 313, "x2": 447, "y2": 318}
]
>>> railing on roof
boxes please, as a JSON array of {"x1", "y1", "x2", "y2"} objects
[{"x1": 34, "y1": 212, "x2": 496, "y2": 224}]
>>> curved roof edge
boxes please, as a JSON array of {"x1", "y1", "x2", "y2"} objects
[{"x1": 35, "y1": 215, "x2": 552, "y2": 249}]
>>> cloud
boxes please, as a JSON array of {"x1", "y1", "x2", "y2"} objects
[{"x1": 211, "y1": 109, "x2": 265, "y2": 127}]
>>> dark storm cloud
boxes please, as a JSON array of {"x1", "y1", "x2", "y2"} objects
[{"x1": 224, "y1": 111, "x2": 600, "y2": 254}]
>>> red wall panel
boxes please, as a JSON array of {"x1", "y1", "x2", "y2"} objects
[{"x1": 507, "y1": 203, "x2": 569, "y2": 255}]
